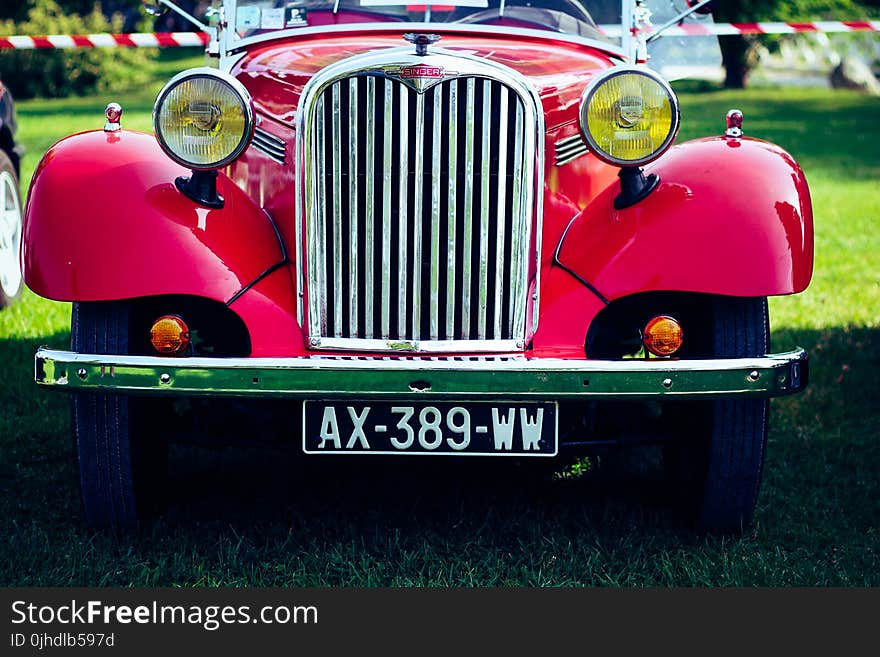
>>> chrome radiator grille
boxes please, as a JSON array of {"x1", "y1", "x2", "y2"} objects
[{"x1": 300, "y1": 58, "x2": 540, "y2": 351}]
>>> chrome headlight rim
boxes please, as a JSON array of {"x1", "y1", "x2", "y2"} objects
[
  {"x1": 578, "y1": 65, "x2": 681, "y2": 168},
  {"x1": 153, "y1": 67, "x2": 255, "y2": 171}
]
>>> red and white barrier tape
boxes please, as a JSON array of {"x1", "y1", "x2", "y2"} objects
[
  {"x1": 608, "y1": 20, "x2": 880, "y2": 38},
  {"x1": 0, "y1": 31, "x2": 209, "y2": 49},
  {"x1": 0, "y1": 22, "x2": 876, "y2": 49}
]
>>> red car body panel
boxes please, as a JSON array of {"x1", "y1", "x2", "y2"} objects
[
  {"x1": 22, "y1": 130, "x2": 284, "y2": 305},
  {"x1": 232, "y1": 32, "x2": 620, "y2": 128},
  {"x1": 530, "y1": 265, "x2": 607, "y2": 357},
  {"x1": 228, "y1": 266, "x2": 303, "y2": 357},
  {"x1": 556, "y1": 136, "x2": 814, "y2": 302},
  {"x1": 21, "y1": 30, "x2": 813, "y2": 360}
]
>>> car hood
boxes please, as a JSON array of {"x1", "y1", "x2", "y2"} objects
[{"x1": 231, "y1": 31, "x2": 622, "y2": 130}]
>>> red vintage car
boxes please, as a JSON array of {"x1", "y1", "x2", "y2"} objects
[{"x1": 24, "y1": 0, "x2": 813, "y2": 533}]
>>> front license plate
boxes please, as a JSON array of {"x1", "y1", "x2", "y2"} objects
[{"x1": 303, "y1": 401, "x2": 558, "y2": 456}]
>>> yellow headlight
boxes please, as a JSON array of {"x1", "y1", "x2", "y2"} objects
[
  {"x1": 579, "y1": 67, "x2": 680, "y2": 167},
  {"x1": 153, "y1": 68, "x2": 254, "y2": 170}
]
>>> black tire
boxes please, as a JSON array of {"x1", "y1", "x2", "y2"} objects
[
  {"x1": 0, "y1": 149, "x2": 22, "y2": 308},
  {"x1": 666, "y1": 296, "x2": 770, "y2": 534},
  {"x1": 71, "y1": 301, "x2": 168, "y2": 530}
]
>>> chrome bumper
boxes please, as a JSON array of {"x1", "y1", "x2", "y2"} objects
[{"x1": 34, "y1": 348, "x2": 808, "y2": 400}]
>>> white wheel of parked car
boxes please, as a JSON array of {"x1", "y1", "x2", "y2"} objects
[{"x1": 0, "y1": 150, "x2": 23, "y2": 307}]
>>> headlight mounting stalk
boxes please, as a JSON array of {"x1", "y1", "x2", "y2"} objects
[
  {"x1": 615, "y1": 167, "x2": 660, "y2": 211},
  {"x1": 176, "y1": 170, "x2": 224, "y2": 209}
]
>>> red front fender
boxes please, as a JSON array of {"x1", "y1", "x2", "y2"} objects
[
  {"x1": 556, "y1": 136, "x2": 814, "y2": 301},
  {"x1": 22, "y1": 130, "x2": 284, "y2": 304}
]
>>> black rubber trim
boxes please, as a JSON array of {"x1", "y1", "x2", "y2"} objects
[
  {"x1": 552, "y1": 216, "x2": 610, "y2": 306},
  {"x1": 554, "y1": 261, "x2": 610, "y2": 306},
  {"x1": 225, "y1": 211, "x2": 289, "y2": 307},
  {"x1": 225, "y1": 259, "x2": 288, "y2": 307}
]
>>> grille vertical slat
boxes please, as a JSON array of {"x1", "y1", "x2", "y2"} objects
[
  {"x1": 445, "y1": 79, "x2": 458, "y2": 341},
  {"x1": 381, "y1": 78, "x2": 393, "y2": 339},
  {"x1": 461, "y1": 78, "x2": 476, "y2": 339},
  {"x1": 412, "y1": 92, "x2": 425, "y2": 341},
  {"x1": 364, "y1": 76, "x2": 376, "y2": 335},
  {"x1": 477, "y1": 80, "x2": 492, "y2": 339},
  {"x1": 305, "y1": 68, "x2": 536, "y2": 351},
  {"x1": 331, "y1": 83, "x2": 343, "y2": 337},
  {"x1": 494, "y1": 86, "x2": 509, "y2": 339},
  {"x1": 510, "y1": 102, "x2": 526, "y2": 340},
  {"x1": 429, "y1": 87, "x2": 443, "y2": 340},
  {"x1": 397, "y1": 85, "x2": 409, "y2": 340},
  {"x1": 348, "y1": 78, "x2": 359, "y2": 337},
  {"x1": 313, "y1": 95, "x2": 326, "y2": 337}
]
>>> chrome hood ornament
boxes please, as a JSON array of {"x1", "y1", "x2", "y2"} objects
[{"x1": 403, "y1": 33, "x2": 441, "y2": 56}]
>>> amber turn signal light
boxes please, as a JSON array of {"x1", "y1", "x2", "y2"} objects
[
  {"x1": 150, "y1": 315, "x2": 191, "y2": 356},
  {"x1": 643, "y1": 315, "x2": 683, "y2": 357}
]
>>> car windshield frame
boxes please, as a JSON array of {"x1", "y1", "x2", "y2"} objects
[
  {"x1": 212, "y1": 1, "x2": 722, "y2": 77},
  {"x1": 221, "y1": 0, "x2": 627, "y2": 52}
]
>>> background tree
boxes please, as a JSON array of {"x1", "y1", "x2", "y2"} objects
[
  {"x1": 0, "y1": 0, "x2": 154, "y2": 98},
  {"x1": 1, "y1": 2, "x2": 145, "y2": 28},
  {"x1": 704, "y1": 0, "x2": 879, "y2": 87}
]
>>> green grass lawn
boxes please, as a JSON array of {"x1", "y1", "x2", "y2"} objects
[{"x1": 1, "y1": 58, "x2": 878, "y2": 586}]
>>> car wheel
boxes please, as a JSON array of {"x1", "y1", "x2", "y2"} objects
[
  {"x1": 665, "y1": 296, "x2": 770, "y2": 534},
  {"x1": 0, "y1": 149, "x2": 23, "y2": 308},
  {"x1": 70, "y1": 301, "x2": 168, "y2": 530}
]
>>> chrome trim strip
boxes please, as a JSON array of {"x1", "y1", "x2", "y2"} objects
[
  {"x1": 365, "y1": 75, "x2": 376, "y2": 335},
  {"x1": 251, "y1": 127, "x2": 287, "y2": 163},
  {"x1": 331, "y1": 83, "x2": 343, "y2": 337},
  {"x1": 252, "y1": 132, "x2": 286, "y2": 149},
  {"x1": 555, "y1": 146, "x2": 589, "y2": 166},
  {"x1": 348, "y1": 77, "x2": 359, "y2": 337},
  {"x1": 495, "y1": 85, "x2": 509, "y2": 339},
  {"x1": 461, "y1": 77, "x2": 475, "y2": 339},
  {"x1": 36, "y1": 348, "x2": 810, "y2": 400},
  {"x1": 556, "y1": 134, "x2": 583, "y2": 147},
  {"x1": 477, "y1": 79, "x2": 491, "y2": 340},
  {"x1": 429, "y1": 87, "x2": 442, "y2": 340},
  {"x1": 398, "y1": 87, "x2": 409, "y2": 340},
  {"x1": 313, "y1": 96, "x2": 326, "y2": 337},
  {"x1": 529, "y1": 99, "x2": 544, "y2": 340},
  {"x1": 381, "y1": 77, "x2": 393, "y2": 339},
  {"x1": 555, "y1": 135, "x2": 589, "y2": 158},
  {"x1": 556, "y1": 143, "x2": 588, "y2": 156},
  {"x1": 556, "y1": 147, "x2": 587, "y2": 157},
  {"x1": 412, "y1": 91, "x2": 425, "y2": 341},
  {"x1": 308, "y1": 355, "x2": 526, "y2": 362},
  {"x1": 296, "y1": 94, "x2": 306, "y2": 324},
  {"x1": 557, "y1": 134, "x2": 582, "y2": 146},
  {"x1": 446, "y1": 79, "x2": 458, "y2": 340},
  {"x1": 309, "y1": 338, "x2": 522, "y2": 353},
  {"x1": 510, "y1": 102, "x2": 526, "y2": 342}
]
